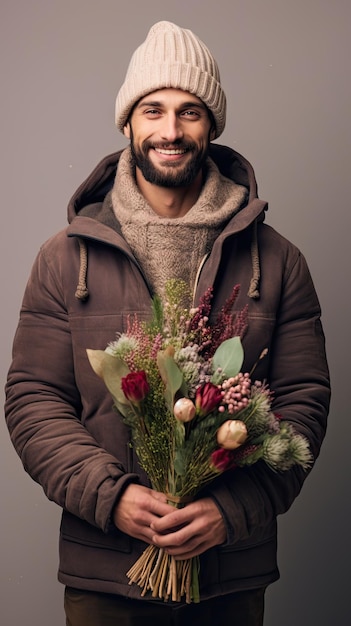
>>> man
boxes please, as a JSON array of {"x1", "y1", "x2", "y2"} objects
[{"x1": 5, "y1": 21, "x2": 330, "y2": 626}]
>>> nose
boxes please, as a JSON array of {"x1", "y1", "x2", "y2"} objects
[{"x1": 159, "y1": 112, "x2": 184, "y2": 142}]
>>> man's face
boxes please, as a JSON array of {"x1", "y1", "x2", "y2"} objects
[{"x1": 124, "y1": 88, "x2": 215, "y2": 188}]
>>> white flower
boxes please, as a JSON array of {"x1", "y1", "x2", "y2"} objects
[
  {"x1": 173, "y1": 398, "x2": 196, "y2": 423},
  {"x1": 217, "y1": 420, "x2": 248, "y2": 450}
]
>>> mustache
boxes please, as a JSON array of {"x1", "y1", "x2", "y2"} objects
[{"x1": 142, "y1": 139, "x2": 196, "y2": 152}]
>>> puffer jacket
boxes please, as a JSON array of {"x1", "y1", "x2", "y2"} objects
[{"x1": 5, "y1": 144, "x2": 330, "y2": 601}]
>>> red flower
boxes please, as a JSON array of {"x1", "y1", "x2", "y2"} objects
[
  {"x1": 121, "y1": 371, "x2": 149, "y2": 403},
  {"x1": 195, "y1": 382, "x2": 222, "y2": 417},
  {"x1": 211, "y1": 448, "x2": 237, "y2": 472}
]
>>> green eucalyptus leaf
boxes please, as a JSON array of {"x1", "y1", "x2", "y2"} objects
[
  {"x1": 211, "y1": 336, "x2": 244, "y2": 380},
  {"x1": 86, "y1": 349, "x2": 130, "y2": 408},
  {"x1": 157, "y1": 349, "x2": 186, "y2": 411},
  {"x1": 86, "y1": 349, "x2": 107, "y2": 378}
]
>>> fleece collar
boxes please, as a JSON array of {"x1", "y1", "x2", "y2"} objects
[{"x1": 110, "y1": 147, "x2": 248, "y2": 299}]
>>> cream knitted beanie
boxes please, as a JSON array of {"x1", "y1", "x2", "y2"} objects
[{"x1": 115, "y1": 21, "x2": 226, "y2": 138}]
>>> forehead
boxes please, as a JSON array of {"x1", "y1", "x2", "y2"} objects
[{"x1": 136, "y1": 88, "x2": 205, "y2": 108}]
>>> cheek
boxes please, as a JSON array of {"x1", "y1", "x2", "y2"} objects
[{"x1": 193, "y1": 125, "x2": 212, "y2": 147}]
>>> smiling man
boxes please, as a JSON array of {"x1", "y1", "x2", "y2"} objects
[
  {"x1": 125, "y1": 89, "x2": 215, "y2": 214},
  {"x1": 5, "y1": 20, "x2": 330, "y2": 626}
]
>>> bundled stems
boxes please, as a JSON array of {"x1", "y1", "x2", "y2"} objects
[{"x1": 126, "y1": 546, "x2": 200, "y2": 603}]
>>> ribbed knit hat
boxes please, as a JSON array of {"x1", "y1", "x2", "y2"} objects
[{"x1": 115, "y1": 21, "x2": 226, "y2": 138}]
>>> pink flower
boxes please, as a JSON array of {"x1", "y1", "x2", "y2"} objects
[
  {"x1": 195, "y1": 382, "x2": 222, "y2": 417},
  {"x1": 121, "y1": 371, "x2": 149, "y2": 403}
]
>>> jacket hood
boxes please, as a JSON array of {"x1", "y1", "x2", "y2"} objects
[
  {"x1": 67, "y1": 144, "x2": 266, "y2": 224},
  {"x1": 67, "y1": 144, "x2": 268, "y2": 301}
]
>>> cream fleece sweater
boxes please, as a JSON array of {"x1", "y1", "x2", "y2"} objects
[{"x1": 111, "y1": 147, "x2": 247, "y2": 299}]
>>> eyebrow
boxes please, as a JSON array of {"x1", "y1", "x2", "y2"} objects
[{"x1": 136, "y1": 99, "x2": 206, "y2": 110}]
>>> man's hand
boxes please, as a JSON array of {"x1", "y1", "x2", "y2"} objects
[
  {"x1": 112, "y1": 483, "x2": 175, "y2": 544},
  {"x1": 150, "y1": 497, "x2": 227, "y2": 559}
]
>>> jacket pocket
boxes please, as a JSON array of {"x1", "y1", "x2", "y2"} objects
[
  {"x1": 217, "y1": 530, "x2": 278, "y2": 582},
  {"x1": 60, "y1": 510, "x2": 132, "y2": 553}
]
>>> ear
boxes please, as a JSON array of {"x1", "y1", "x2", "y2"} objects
[
  {"x1": 123, "y1": 122, "x2": 131, "y2": 139},
  {"x1": 210, "y1": 127, "x2": 216, "y2": 141}
]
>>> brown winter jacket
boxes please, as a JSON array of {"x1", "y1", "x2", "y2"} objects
[{"x1": 5, "y1": 144, "x2": 330, "y2": 601}]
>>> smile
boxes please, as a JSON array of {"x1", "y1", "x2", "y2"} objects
[{"x1": 154, "y1": 148, "x2": 187, "y2": 155}]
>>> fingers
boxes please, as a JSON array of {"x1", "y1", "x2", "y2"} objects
[
  {"x1": 150, "y1": 499, "x2": 206, "y2": 534},
  {"x1": 150, "y1": 498, "x2": 227, "y2": 558},
  {"x1": 114, "y1": 489, "x2": 226, "y2": 558},
  {"x1": 112, "y1": 484, "x2": 174, "y2": 542},
  {"x1": 151, "y1": 523, "x2": 213, "y2": 559}
]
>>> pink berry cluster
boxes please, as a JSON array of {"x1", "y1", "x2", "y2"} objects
[{"x1": 220, "y1": 372, "x2": 252, "y2": 414}]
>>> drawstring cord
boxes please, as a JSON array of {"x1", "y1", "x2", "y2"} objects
[
  {"x1": 247, "y1": 219, "x2": 260, "y2": 299},
  {"x1": 75, "y1": 238, "x2": 89, "y2": 301},
  {"x1": 74, "y1": 221, "x2": 260, "y2": 302}
]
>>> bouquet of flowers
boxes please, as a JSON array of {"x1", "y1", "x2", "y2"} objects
[{"x1": 87, "y1": 279, "x2": 311, "y2": 604}]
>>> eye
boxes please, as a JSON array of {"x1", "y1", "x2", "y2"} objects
[
  {"x1": 180, "y1": 109, "x2": 202, "y2": 120},
  {"x1": 142, "y1": 108, "x2": 162, "y2": 118}
]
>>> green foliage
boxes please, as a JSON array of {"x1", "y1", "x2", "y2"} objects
[
  {"x1": 211, "y1": 336, "x2": 244, "y2": 383},
  {"x1": 86, "y1": 349, "x2": 130, "y2": 412},
  {"x1": 156, "y1": 349, "x2": 188, "y2": 412},
  {"x1": 145, "y1": 293, "x2": 164, "y2": 335}
]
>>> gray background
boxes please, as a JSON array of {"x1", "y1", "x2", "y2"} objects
[{"x1": 1, "y1": 1, "x2": 349, "y2": 624}]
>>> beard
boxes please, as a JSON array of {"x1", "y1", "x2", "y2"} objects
[{"x1": 129, "y1": 129, "x2": 209, "y2": 188}]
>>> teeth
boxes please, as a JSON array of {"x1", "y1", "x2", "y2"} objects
[{"x1": 155, "y1": 148, "x2": 186, "y2": 155}]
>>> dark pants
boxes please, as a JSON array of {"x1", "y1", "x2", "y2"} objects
[{"x1": 64, "y1": 586, "x2": 265, "y2": 626}]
